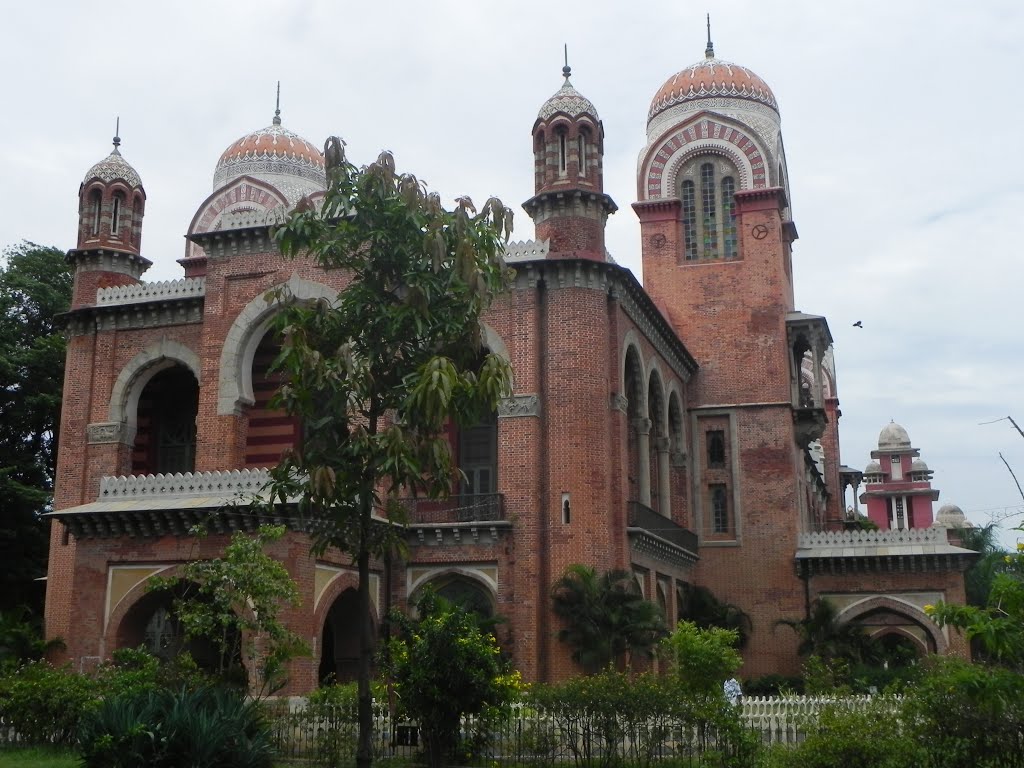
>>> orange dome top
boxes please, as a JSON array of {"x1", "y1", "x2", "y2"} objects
[
  {"x1": 648, "y1": 56, "x2": 777, "y2": 124},
  {"x1": 212, "y1": 115, "x2": 326, "y2": 204}
]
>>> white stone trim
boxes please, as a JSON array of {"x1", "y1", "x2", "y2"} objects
[
  {"x1": 217, "y1": 274, "x2": 336, "y2": 416},
  {"x1": 107, "y1": 339, "x2": 201, "y2": 441}
]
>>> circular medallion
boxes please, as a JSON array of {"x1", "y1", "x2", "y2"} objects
[{"x1": 752, "y1": 224, "x2": 769, "y2": 240}]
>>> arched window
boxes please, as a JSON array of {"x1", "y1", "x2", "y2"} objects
[
  {"x1": 132, "y1": 366, "x2": 198, "y2": 475},
  {"x1": 90, "y1": 190, "x2": 102, "y2": 236},
  {"x1": 680, "y1": 157, "x2": 739, "y2": 261},
  {"x1": 558, "y1": 131, "x2": 568, "y2": 174},
  {"x1": 111, "y1": 193, "x2": 123, "y2": 238},
  {"x1": 577, "y1": 131, "x2": 587, "y2": 178}
]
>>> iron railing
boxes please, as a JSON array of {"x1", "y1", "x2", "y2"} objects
[{"x1": 399, "y1": 493, "x2": 506, "y2": 525}]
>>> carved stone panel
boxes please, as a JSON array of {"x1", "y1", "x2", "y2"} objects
[
  {"x1": 87, "y1": 421, "x2": 130, "y2": 445},
  {"x1": 498, "y1": 394, "x2": 540, "y2": 418}
]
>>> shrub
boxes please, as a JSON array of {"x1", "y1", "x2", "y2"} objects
[
  {"x1": 744, "y1": 673, "x2": 804, "y2": 697},
  {"x1": 0, "y1": 660, "x2": 98, "y2": 744},
  {"x1": 760, "y1": 698, "x2": 922, "y2": 768},
  {"x1": 902, "y1": 657, "x2": 1024, "y2": 768},
  {"x1": 77, "y1": 686, "x2": 274, "y2": 768}
]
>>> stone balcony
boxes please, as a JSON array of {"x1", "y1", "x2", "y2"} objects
[{"x1": 795, "y1": 527, "x2": 978, "y2": 576}]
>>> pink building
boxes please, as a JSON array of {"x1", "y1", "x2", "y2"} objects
[{"x1": 860, "y1": 422, "x2": 939, "y2": 530}]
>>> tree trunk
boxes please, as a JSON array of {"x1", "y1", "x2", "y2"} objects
[{"x1": 356, "y1": 499, "x2": 374, "y2": 768}]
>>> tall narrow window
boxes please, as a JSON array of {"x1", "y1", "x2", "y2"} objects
[
  {"x1": 721, "y1": 176, "x2": 737, "y2": 259},
  {"x1": 90, "y1": 190, "x2": 102, "y2": 235},
  {"x1": 711, "y1": 485, "x2": 729, "y2": 533},
  {"x1": 700, "y1": 163, "x2": 718, "y2": 259},
  {"x1": 559, "y1": 133, "x2": 567, "y2": 173},
  {"x1": 111, "y1": 194, "x2": 122, "y2": 238},
  {"x1": 577, "y1": 135, "x2": 586, "y2": 177},
  {"x1": 707, "y1": 430, "x2": 725, "y2": 468},
  {"x1": 682, "y1": 181, "x2": 698, "y2": 261},
  {"x1": 679, "y1": 157, "x2": 741, "y2": 262}
]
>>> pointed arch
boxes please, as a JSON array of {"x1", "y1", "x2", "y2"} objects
[
  {"x1": 837, "y1": 595, "x2": 947, "y2": 654},
  {"x1": 108, "y1": 340, "x2": 201, "y2": 445},
  {"x1": 217, "y1": 275, "x2": 336, "y2": 415}
]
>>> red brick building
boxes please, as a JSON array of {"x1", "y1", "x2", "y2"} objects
[{"x1": 45, "y1": 43, "x2": 975, "y2": 690}]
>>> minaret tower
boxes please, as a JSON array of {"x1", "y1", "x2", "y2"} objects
[
  {"x1": 70, "y1": 122, "x2": 149, "y2": 308},
  {"x1": 524, "y1": 52, "x2": 617, "y2": 260}
]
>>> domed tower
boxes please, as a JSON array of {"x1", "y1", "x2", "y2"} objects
[
  {"x1": 182, "y1": 97, "x2": 326, "y2": 275},
  {"x1": 523, "y1": 60, "x2": 617, "y2": 260},
  {"x1": 69, "y1": 127, "x2": 150, "y2": 308},
  {"x1": 634, "y1": 29, "x2": 802, "y2": 396},
  {"x1": 860, "y1": 422, "x2": 940, "y2": 530}
]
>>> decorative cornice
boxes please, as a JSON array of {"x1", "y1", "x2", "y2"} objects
[
  {"x1": 795, "y1": 527, "x2": 979, "y2": 575},
  {"x1": 97, "y1": 277, "x2": 205, "y2": 306},
  {"x1": 628, "y1": 529, "x2": 699, "y2": 568},
  {"x1": 406, "y1": 521, "x2": 513, "y2": 548},
  {"x1": 67, "y1": 248, "x2": 151, "y2": 278},
  {"x1": 64, "y1": 297, "x2": 204, "y2": 336},
  {"x1": 187, "y1": 225, "x2": 276, "y2": 258},
  {"x1": 498, "y1": 394, "x2": 540, "y2": 418}
]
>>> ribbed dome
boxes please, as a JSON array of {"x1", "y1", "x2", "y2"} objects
[
  {"x1": 864, "y1": 460, "x2": 882, "y2": 475},
  {"x1": 538, "y1": 73, "x2": 599, "y2": 121},
  {"x1": 212, "y1": 118, "x2": 326, "y2": 206},
  {"x1": 878, "y1": 421, "x2": 912, "y2": 451},
  {"x1": 648, "y1": 56, "x2": 777, "y2": 125},
  {"x1": 83, "y1": 145, "x2": 142, "y2": 188},
  {"x1": 911, "y1": 458, "x2": 930, "y2": 472}
]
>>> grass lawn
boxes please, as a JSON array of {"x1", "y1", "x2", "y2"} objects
[{"x1": 0, "y1": 747, "x2": 78, "y2": 768}]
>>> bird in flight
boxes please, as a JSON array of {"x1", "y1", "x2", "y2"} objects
[{"x1": 852, "y1": 321, "x2": 863, "y2": 328}]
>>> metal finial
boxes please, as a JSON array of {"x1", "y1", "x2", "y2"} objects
[
  {"x1": 112, "y1": 117, "x2": 121, "y2": 152},
  {"x1": 562, "y1": 44, "x2": 572, "y2": 83},
  {"x1": 273, "y1": 81, "x2": 281, "y2": 126},
  {"x1": 705, "y1": 14, "x2": 715, "y2": 58}
]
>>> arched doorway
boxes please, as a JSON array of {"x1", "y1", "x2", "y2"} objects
[
  {"x1": 131, "y1": 366, "x2": 198, "y2": 475},
  {"x1": 319, "y1": 588, "x2": 363, "y2": 685}
]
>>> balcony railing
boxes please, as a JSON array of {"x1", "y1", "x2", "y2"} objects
[
  {"x1": 400, "y1": 493, "x2": 506, "y2": 525},
  {"x1": 628, "y1": 501, "x2": 699, "y2": 556}
]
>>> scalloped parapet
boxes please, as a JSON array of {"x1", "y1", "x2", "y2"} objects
[
  {"x1": 98, "y1": 468, "x2": 270, "y2": 500},
  {"x1": 96, "y1": 277, "x2": 206, "y2": 306},
  {"x1": 799, "y1": 528, "x2": 946, "y2": 549},
  {"x1": 503, "y1": 239, "x2": 549, "y2": 262}
]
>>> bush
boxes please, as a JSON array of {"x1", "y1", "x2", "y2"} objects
[
  {"x1": 744, "y1": 673, "x2": 804, "y2": 697},
  {"x1": 760, "y1": 698, "x2": 922, "y2": 768},
  {"x1": 902, "y1": 657, "x2": 1024, "y2": 768},
  {"x1": 0, "y1": 660, "x2": 98, "y2": 744},
  {"x1": 77, "y1": 686, "x2": 274, "y2": 768}
]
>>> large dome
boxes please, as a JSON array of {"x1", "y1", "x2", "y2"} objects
[
  {"x1": 212, "y1": 116, "x2": 326, "y2": 206},
  {"x1": 83, "y1": 143, "x2": 142, "y2": 188},
  {"x1": 878, "y1": 421, "x2": 912, "y2": 451},
  {"x1": 648, "y1": 55, "x2": 777, "y2": 126}
]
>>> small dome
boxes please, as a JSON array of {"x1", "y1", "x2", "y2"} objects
[
  {"x1": 933, "y1": 504, "x2": 970, "y2": 529},
  {"x1": 538, "y1": 71, "x2": 599, "y2": 121},
  {"x1": 648, "y1": 56, "x2": 777, "y2": 125},
  {"x1": 911, "y1": 458, "x2": 930, "y2": 472},
  {"x1": 878, "y1": 421, "x2": 912, "y2": 451},
  {"x1": 212, "y1": 118, "x2": 326, "y2": 206},
  {"x1": 864, "y1": 460, "x2": 881, "y2": 475},
  {"x1": 83, "y1": 144, "x2": 142, "y2": 189}
]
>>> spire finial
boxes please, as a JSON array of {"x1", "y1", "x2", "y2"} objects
[
  {"x1": 273, "y1": 81, "x2": 281, "y2": 126},
  {"x1": 562, "y1": 44, "x2": 572, "y2": 83},
  {"x1": 705, "y1": 13, "x2": 715, "y2": 58},
  {"x1": 112, "y1": 117, "x2": 121, "y2": 153}
]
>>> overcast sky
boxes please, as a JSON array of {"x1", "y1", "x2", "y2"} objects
[{"x1": 3, "y1": 1, "x2": 1021, "y2": 541}]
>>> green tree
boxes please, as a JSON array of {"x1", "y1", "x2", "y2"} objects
[
  {"x1": 660, "y1": 620, "x2": 741, "y2": 697},
  {"x1": 149, "y1": 525, "x2": 307, "y2": 695},
  {"x1": 0, "y1": 242, "x2": 72, "y2": 615},
  {"x1": 677, "y1": 583, "x2": 753, "y2": 648},
  {"x1": 957, "y1": 522, "x2": 1008, "y2": 608},
  {"x1": 550, "y1": 564, "x2": 667, "y2": 672},
  {"x1": 928, "y1": 525, "x2": 1024, "y2": 671},
  {"x1": 264, "y1": 141, "x2": 513, "y2": 768},
  {"x1": 384, "y1": 590, "x2": 516, "y2": 768}
]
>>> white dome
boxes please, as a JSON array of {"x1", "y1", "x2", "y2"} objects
[
  {"x1": 878, "y1": 421, "x2": 912, "y2": 451},
  {"x1": 933, "y1": 504, "x2": 970, "y2": 529},
  {"x1": 864, "y1": 460, "x2": 881, "y2": 475}
]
